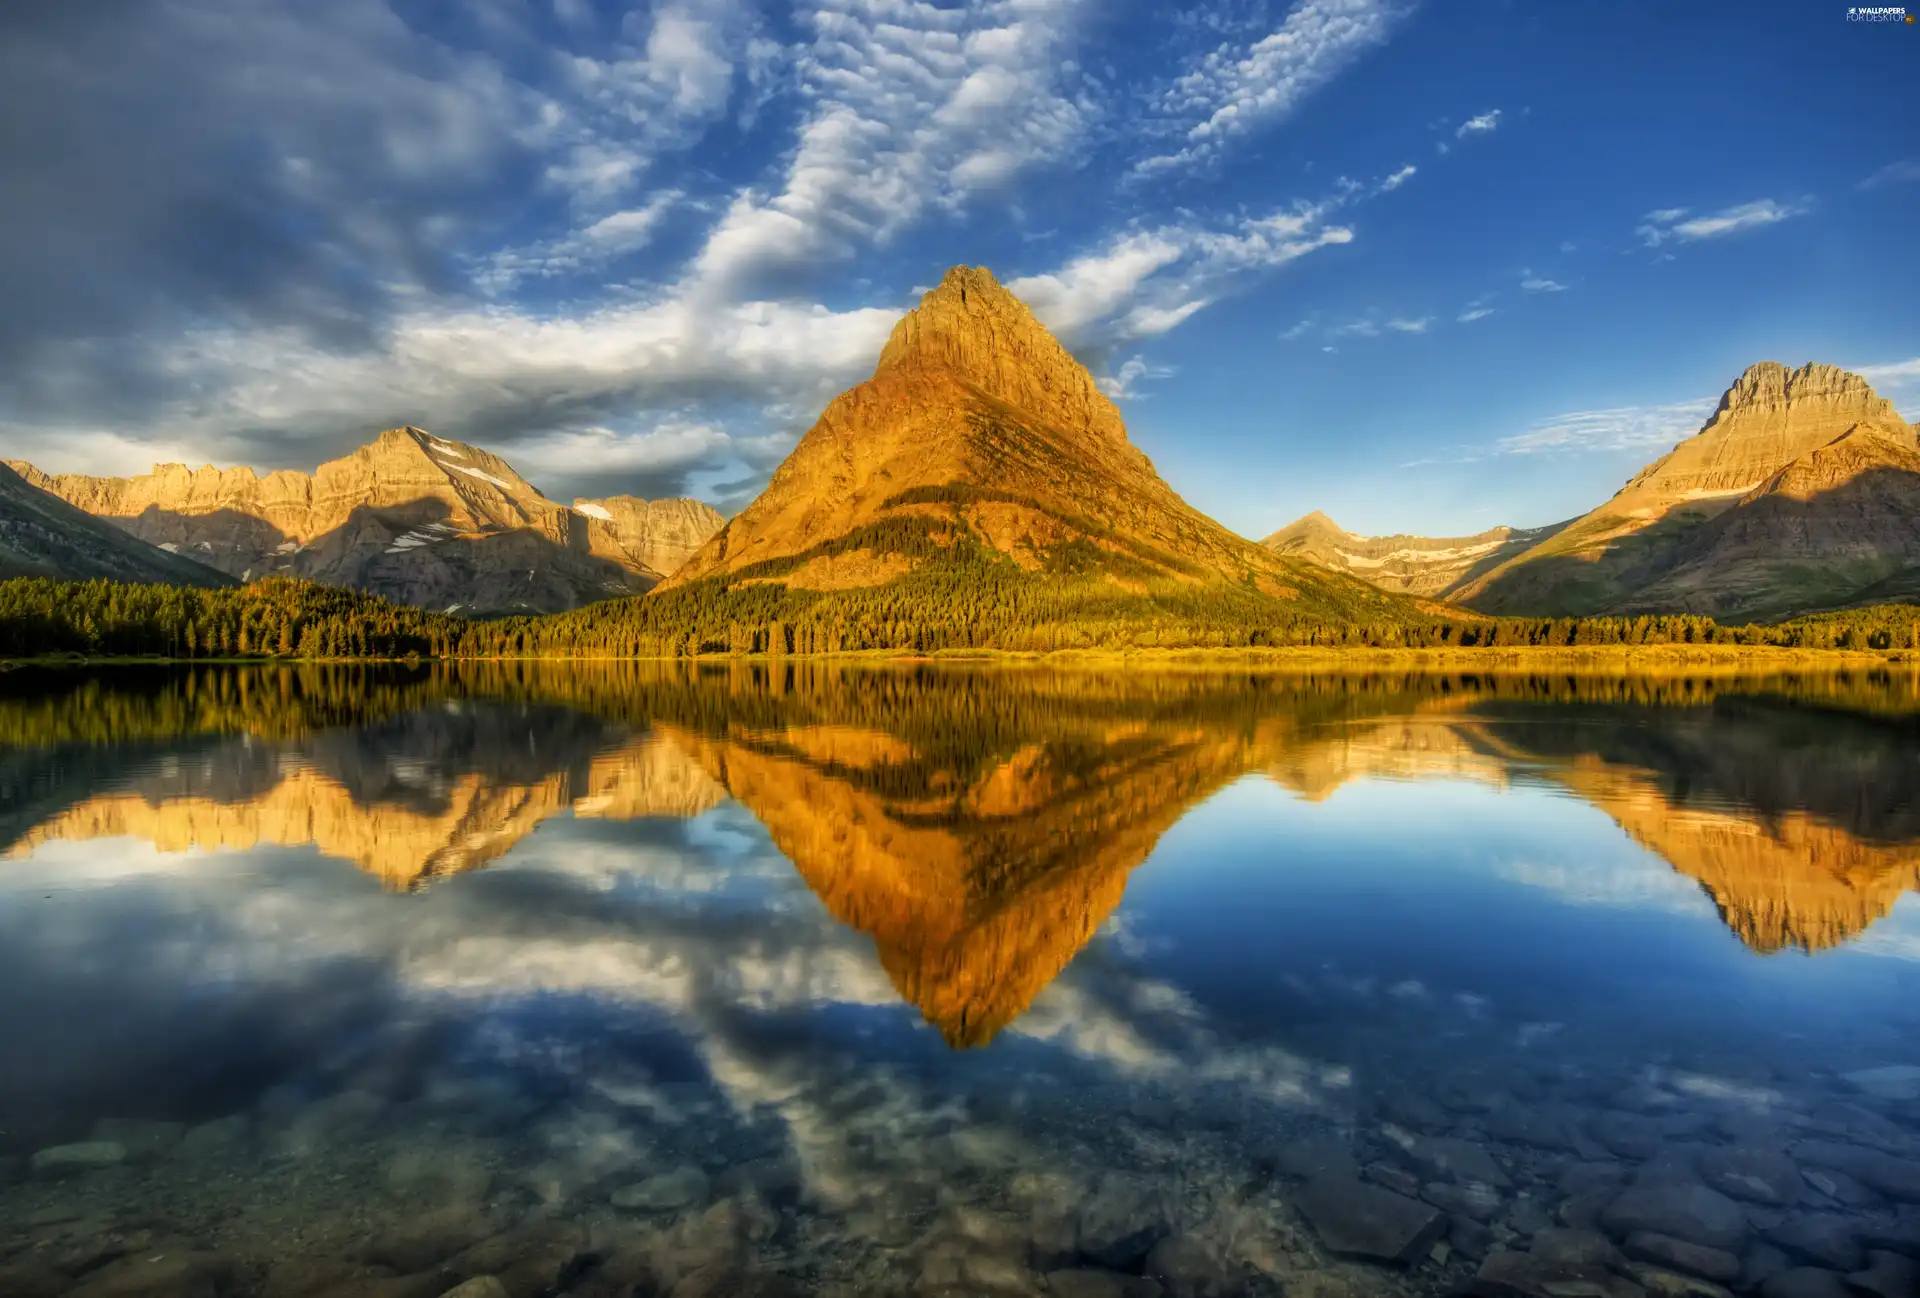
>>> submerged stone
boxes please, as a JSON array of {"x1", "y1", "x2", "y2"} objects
[
  {"x1": 610, "y1": 1166, "x2": 711, "y2": 1212},
  {"x1": 1295, "y1": 1171, "x2": 1445, "y2": 1266},
  {"x1": 1469, "y1": 1250, "x2": 1644, "y2": 1298},
  {"x1": 31, "y1": 1141, "x2": 127, "y2": 1175},
  {"x1": 1848, "y1": 1249, "x2": 1920, "y2": 1298},
  {"x1": 1623, "y1": 1231, "x2": 1741, "y2": 1282},
  {"x1": 1600, "y1": 1180, "x2": 1748, "y2": 1252},
  {"x1": 1697, "y1": 1147, "x2": 1799, "y2": 1206},
  {"x1": 1844, "y1": 1066, "x2": 1920, "y2": 1103},
  {"x1": 1758, "y1": 1267, "x2": 1851, "y2": 1298}
]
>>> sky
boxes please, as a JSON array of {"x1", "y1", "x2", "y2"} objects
[{"x1": 1, "y1": 0, "x2": 1916, "y2": 536}]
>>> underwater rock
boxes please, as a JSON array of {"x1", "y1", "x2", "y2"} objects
[
  {"x1": 1600, "y1": 1180, "x2": 1748, "y2": 1252},
  {"x1": 30, "y1": 1141, "x2": 126, "y2": 1176},
  {"x1": 1295, "y1": 1171, "x2": 1446, "y2": 1266}
]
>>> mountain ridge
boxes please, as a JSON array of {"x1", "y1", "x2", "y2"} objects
[
  {"x1": 0, "y1": 461, "x2": 235, "y2": 587},
  {"x1": 11, "y1": 428, "x2": 724, "y2": 615},
  {"x1": 1269, "y1": 360, "x2": 1919, "y2": 622},
  {"x1": 1262, "y1": 511, "x2": 1568, "y2": 599}
]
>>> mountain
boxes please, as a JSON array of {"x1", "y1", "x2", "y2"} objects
[
  {"x1": 1454, "y1": 362, "x2": 1920, "y2": 619},
  {"x1": 1261, "y1": 510, "x2": 1567, "y2": 598},
  {"x1": 9, "y1": 428, "x2": 725, "y2": 615},
  {"x1": 0, "y1": 460, "x2": 233, "y2": 587},
  {"x1": 657, "y1": 266, "x2": 1418, "y2": 628},
  {"x1": 572, "y1": 495, "x2": 724, "y2": 578}
]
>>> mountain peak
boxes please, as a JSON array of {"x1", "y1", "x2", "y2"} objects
[
  {"x1": 1715, "y1": 361, "x2": 1895, "y2": 421},
  {"x1": 873, "y1": 264, "x2": 1128, "y2": 443}
]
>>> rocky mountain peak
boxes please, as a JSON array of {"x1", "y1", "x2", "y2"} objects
[
  {"x1": 872, "y1": 264, "x2": 1128, "y2": 443},
  {"x1": 1715, "y1": 361, "x2": 1895, "y2": 422}
]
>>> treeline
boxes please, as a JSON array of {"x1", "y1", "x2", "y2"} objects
[
  {"x1": 0, "y1": 576, "x2": 461, "y2": 659},
  {"x1": 2, "y1": 574, "x2": 1918, "y2": 662}
]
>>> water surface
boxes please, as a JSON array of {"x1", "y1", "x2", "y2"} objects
[{"x1": 2, "y1": 663, "x2": 1918, "y2": 1297}]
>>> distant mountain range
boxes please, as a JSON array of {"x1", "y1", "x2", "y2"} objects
[
  {"x1": 0, "y1": 460, "x2": 232, "y2": 587},
  {"x1": 5, "y1": 269, "x2": 1913, "y2": 628},
  {"x1": 1270, "y1": 361, "x2": 1920, "y2": 621},
  {"x1": 8, "y1": 428, "x2": 722, "y2": 615}
]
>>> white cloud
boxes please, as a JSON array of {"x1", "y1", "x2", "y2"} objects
[
  {"x1": 1384, "y1": 316, "x2": 1430, "y2": 333},
  {"x1": 1860, "y1": 159, "x2": 1920, "y2": 190},
  {"x1": 1097, "y1": 355, "x2": 1175, "y2": 399},
  {"x1": 1637, "y1": 199, "x2": 1811, "y2": 247},
  {"x1": 1010, "y1": 195, "x2": 1357, "y2": 352},
  {"x1": 1376, "y1": 163, "x2": 1416, "y2": 192},
  {"x1": 1498, "y1": 398, "x2": 1715, "y2": 456},
  {"x1": 1520, "y1": 274, "x2": 1566, "y2": 293},
  {"x1": 1455, "y1": 109, "x2": 1501, "y2": 138},
  {"x1": 689, "y1": 0, "x2": 1092, "y2": 292},
  {"x1": 1135, "y1": 0, "x2": 1408, "y2": 174},
  {"x1": 1457, "y1": 306, "x2": 1495, "y2": 323},
  {"x1": 476, "y1": 190, "x2": 683, "y2": 290},
  {"x1": 1855, "y1": 357, "x2": 1920, "y2": 387}
]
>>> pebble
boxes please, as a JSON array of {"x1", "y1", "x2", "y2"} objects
[
  {"x1": 1531, "y1": 1227, "x2": 1627, "y2": 1271},
  {"x1": 31, "y1": 1141, "x2": 127, "y2": 1176},
  {"x1": 1076, "y1": 1175, "x2": 1170, "y2": 1270}
]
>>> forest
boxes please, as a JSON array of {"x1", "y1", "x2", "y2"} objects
[{"x1": 1, "y1": 573, "x2": 1917, "y2": 662}]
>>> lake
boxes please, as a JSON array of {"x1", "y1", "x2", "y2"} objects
[{"x1": 2, "y1": 662, "x2": 1918, "y2": 1298}]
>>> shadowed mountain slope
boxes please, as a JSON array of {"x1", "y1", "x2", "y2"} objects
[
  {"x1": 0, "y1": 462, "x2": 233, "y2": 587},
  {"x1": 1454, "y1": 362, "x2": 1920, "y2": 619}
]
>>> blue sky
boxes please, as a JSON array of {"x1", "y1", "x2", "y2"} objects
[{"x1": 1, "y1": 0, "x2": 1915, "y2": 534}]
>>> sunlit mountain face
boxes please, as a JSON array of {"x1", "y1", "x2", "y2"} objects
[{"x1": 4, "y1": 664, "x2": 1919, "y2": 1297}]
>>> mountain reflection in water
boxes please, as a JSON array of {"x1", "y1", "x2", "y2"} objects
[
  {"x1": 4, "y1": 663, "x2": 1920, "y2": 1298},
  {"x1": 5, "y1": 664, "x2": 1919, "y2": 1035}
]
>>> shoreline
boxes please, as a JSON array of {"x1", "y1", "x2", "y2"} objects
[{"x1": 2, "y1": 644, "x2": 1909, "y2": 671}]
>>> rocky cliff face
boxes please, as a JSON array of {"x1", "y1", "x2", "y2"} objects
[
  {"x1": 572, "y1": 495, "x2": 724, "y2": 579},
  {"x1": 10, "y1": 428, "x2": 722, "y2": 615},
  {"x1": 1262, "y1": 510, "x2": 1566, "y2": 598},
  {"x1": 1453, "y1": 361, "x2": 1919, "y2": 618},
  {"x1": 661, "y1": 266, "x2": 1399, "y2": 619},
  {"x1": 0, "y1": 461, "x2": 234, "y2": 587}
]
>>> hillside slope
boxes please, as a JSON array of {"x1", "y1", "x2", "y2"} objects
[
  {"x1": 0, "y1": 461, "x2": 233, "y2": 587},
  {"x1": 1262, "y1": 510, "x2": 1568, "y2": 598},
  {"x1": 11, "y1": 429, "x2": 723, "y2": 615},
  {"x1": 654, "y1": 266, "x2": 1422, "y2": 640},
  {"x1": 1456, "y1": 362, "x2": 1919, "y2": 619}
]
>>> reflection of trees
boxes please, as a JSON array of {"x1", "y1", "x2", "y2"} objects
[{"x1": 5, "y1": 660, "x2": 1919, "y2": 988}]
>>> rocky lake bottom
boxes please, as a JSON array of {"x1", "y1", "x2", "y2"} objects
[{"x1": 1, "y1": 664, "x2": 1918, "y2": 1298}]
